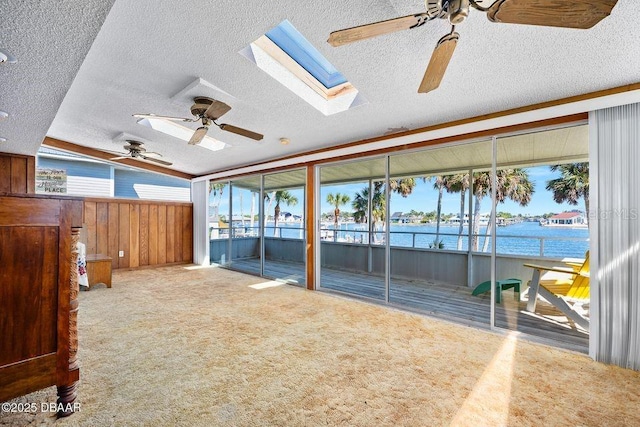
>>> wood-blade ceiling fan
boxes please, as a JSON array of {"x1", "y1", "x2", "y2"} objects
[
  {"x1": 134, "y1": 97, "x2": 263, "y2": 145},
  {"x1": 328, "y1": 0, "x2": 618, "y2": 94},
  {"x1": 109, "y1": 140, "x2": 173, "y2": 166}
]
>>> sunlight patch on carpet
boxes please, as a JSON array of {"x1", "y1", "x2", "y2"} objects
[
  {"x1": 249, "y1": 280, "x2": 286, "y2": 290},
  {"x1": 451, "y1": 332, "x2": 518, "y2": 426}
]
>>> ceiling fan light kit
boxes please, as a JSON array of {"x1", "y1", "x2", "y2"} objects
[{"x1": 329, "y1": 0, "x2": 618, "y2": 94}]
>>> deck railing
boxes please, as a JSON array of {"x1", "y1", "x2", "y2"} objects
[{"x1": 210, "y1": 225, "x2": 589, "y2": 259}]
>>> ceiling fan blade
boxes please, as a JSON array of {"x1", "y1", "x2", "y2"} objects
[
  {"x1": 189, "y1": 126, "x2": 209, "y2": 145},
  {"x1": 133, "y1": 113, "x2": 195, "y2": 122},
  {"x1": 486, "y1": 0, "x2": 618, "y2": 29},
  {"x1": 140, "y1": 155, "x2": 173, "y2": 166},
  {"x1": 203, "y1": 100, "x2": 232, "y2": 120},
  {"x1": 141, "y1": 151, "x2": 162, "y2": 158},
  {"x1": 109, "y1": 156, "x2": 128, "y2": 160},
  {"x1": 328, "y1": 13, "x2": 428, "y2": 47},
  {"x1": 218, "y1": 124, "x2": 263, "y2": 141},
  {"x1": 418, "y1": 32, "x2": 459, "y2": 94}
]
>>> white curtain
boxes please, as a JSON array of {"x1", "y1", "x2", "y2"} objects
[
  {"x1": 191, "y1": 180, "x2": 210, "y2": 266},
  {"x1": 589, "y1": 103, "x2": 640, "y2": 371}
]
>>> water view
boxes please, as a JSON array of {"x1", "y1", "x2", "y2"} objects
[{"x1": 241, "y1": 220, "x2": 589, "y2": 258}]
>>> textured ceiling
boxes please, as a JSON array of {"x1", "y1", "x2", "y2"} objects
[
  {"x1": 1, "y1": 1, "x2": 638, "y2": 177},
  {"x1": 0, "y1": 0, "x2": 115, "y2": 156}
]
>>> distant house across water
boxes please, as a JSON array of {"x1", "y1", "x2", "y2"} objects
[{"x1": 546, "y1": 211, "x2": 587, "y2": 227}]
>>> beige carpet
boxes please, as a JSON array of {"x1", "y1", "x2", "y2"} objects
[{"x1": 2, "y1": 265, "x2": 639, "y2": 426}]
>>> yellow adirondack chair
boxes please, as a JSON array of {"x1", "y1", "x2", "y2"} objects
[{"x1": 523, "y1": 252, "x2": 590, "y2": 330}]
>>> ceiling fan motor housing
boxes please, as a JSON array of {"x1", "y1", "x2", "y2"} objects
[
  {"x1": 426, "y1": 0, "x2": 469, "y2": 24},
  {"x1": 124, "y1": 140, "x2": 146, "y2": 154},
  {"x1": 448, "y1": 0, "x2": 470, "y2": 24},
  {"x1": 190, "y1": 96, "x2": 215, "y2": 118}
]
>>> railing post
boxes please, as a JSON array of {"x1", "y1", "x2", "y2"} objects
[
  {"x1": 412, "y1": 232, "x2": 416, "y2": 248},
  {"x1": 540, "y1": 238, "x2": 544, "y2": 257}
]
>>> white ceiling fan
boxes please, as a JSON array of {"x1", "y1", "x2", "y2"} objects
[
  {"x1": 134, "y1": 97, "x2": 263, "y2": 145},
  {"x1": 328, "y1": 0, "x2": 619, "y2": 94}
]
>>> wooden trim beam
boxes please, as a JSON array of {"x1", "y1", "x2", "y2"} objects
[
  {"x1": 42, "y1": 137, "x2": 195, "y2": 181},
  {"x1": 197, "y1": 81, "x2": 640, "y2": 180},
  {"x1": 204, "y1": 113, "x2": 588, "y2": 183}
]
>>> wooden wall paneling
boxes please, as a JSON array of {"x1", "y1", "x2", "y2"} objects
[
  {"x1": 157, "y1": 205, "x2": 167, "y2": 264},
  {"x1": 129, "y1": 204, "x2": 140, "y2": 268},
  {"x1": 26, "y1": 156, "x2": 36, "y2": 194},
  {"x1": 182, "y1": 206, "x2": 192, "y2": 263},
  {"x1": 10, "y1": 157, "x2": 27, "y2": 194},
  {"x1": 148, "y1": 205, "x2": 158, "y2": 265},
  {"x1": 0, "y1": 154, "x2": 35, "y2": 194},
  {"x1": 107, "y1": 202, "x2": 119, "y2": 269},
  {"x1": 96, "y1": 202, "x2": 109, "y2": 256},
  {"x1": 79, "y1": 198, "x2": 193, "y2": 270},
  {"x1": 139, "y1": 204, "x2": 149, "y2": 266},
  {"x1": 175, "y1": 205, "x2": 183, "y2": 262},
  {"x1": 0, "y1": 156, "x2": 11, "y2": 192},
  {"x1": 118, "y1": 203, "x2": 130, "y2": 268},
  {"x1": 84, "y1": 201, "x2": 97, "y2": 255},
  {"x1": 166, "y1": 205, "x2": 175, "y2": 263},
  {"x1": 166, "y1": 206, "x2": 176, "y2": 263}
]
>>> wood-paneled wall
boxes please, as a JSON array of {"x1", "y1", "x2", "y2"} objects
[
  {"x1": 0, "y1": 153, "x2": 35, "y2": 194},
  {"x1": 83, "y1": 198, "x2": 193, "y2": 270}
]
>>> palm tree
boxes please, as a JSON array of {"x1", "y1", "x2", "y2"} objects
[
  {"x1": 471, "y1": 169, "x2": 534, "y2": 251},
  {"x1": 352, "y1": 188, "x2": 369, "y2": 224},
  {"x1": 444, "y1": 173, "x2": 470, "y2": 250},
  {"x1": 273, "y1": 190, "x2": 298, "y2": 236},
  {"x1": 389, "y1": 178, "x2": 417, "y2": 197},
  {"x1": 546, "y1": 162, "x2": 589, "y2": 222},
  {"x1": 209, "y1": 182, "x2": 226, "y2": 219},
  {"x1": 349, "y1": 179, "x2": 418, "y2": 243},
  {"x1": 326, "y1": 193, "x2": 350, "y2": 233},
  {"x1": 209, "y1": 182, "x2": 226, "y2": 238},
  {"x1": 428, "y1": 176, "x2": 448, "y2": 245}
]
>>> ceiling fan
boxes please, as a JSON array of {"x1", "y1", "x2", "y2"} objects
[
  {"x1": 328, "y1": 0, "x2": 618, "y2": 94},
  {"x1": 109, "y1": 140, "x2": 172, "y2": 166},
  {"x1": 133, "y1": 97, "x2": 264, "y2": 145}
]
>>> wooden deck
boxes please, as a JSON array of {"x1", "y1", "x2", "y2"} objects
[{"x1": 227, "y1": 258, "x2": 589, "y2": 353}]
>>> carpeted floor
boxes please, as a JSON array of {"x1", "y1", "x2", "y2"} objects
[{"x1": 1, "y1": 265, "x2": 639, "y2": 426}]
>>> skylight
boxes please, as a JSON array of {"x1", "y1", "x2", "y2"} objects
[
  {"x1": 265, "y1": 20, "x2": 347, "y2": 89},
  {"x1": 137, "y1": 118, "x2": 227, "y2": 152},
  {"x1": 240, "y1": 20, "x2": 366, "y2": 116}
]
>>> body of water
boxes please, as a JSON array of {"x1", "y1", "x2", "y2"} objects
[{"x1": 228, "y1": 221, "x2": 590, "y2": 258}]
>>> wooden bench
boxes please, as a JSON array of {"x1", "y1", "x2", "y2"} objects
[{"x1": 86, "y1": 254, "x2": 112, "y2": 289}]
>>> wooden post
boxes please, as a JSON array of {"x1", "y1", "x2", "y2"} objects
[
  {"x1": 305, "y1": 166, "x2": 315, "y2": 290},
  {"x1": 57, "y1": 225, "x2": 81, "y2": 417}
]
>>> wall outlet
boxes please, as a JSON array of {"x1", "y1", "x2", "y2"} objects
[{"x1": 118, "y1": 250, "x2": 124, "y2": 257}]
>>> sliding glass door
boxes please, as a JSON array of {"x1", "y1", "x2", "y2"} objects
[
  {"x1": 318, "y1": 158, "x2": 387, "y2": 300},
  {"x1": 263, "y1": 169, "x2": 306, "y2": 285},
  {"x1": 492, "y1": 125, "x2": 590, "y2": 351},
  {"x1": 229, "y1": 176, "x2": 261, "y2": 274}
]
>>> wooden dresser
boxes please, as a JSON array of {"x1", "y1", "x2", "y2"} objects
[{"x1": 0, "y1": 193, "x2": 83, "y2": 416}]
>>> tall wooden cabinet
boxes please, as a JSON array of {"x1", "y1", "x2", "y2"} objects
[{"x1": 0, "y1": 193, "x2": 83, "y2": 416}]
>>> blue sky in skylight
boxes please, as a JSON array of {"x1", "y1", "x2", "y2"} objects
[{"x1": 266, "y1": 20, "x2": 347, "y2": 89}]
